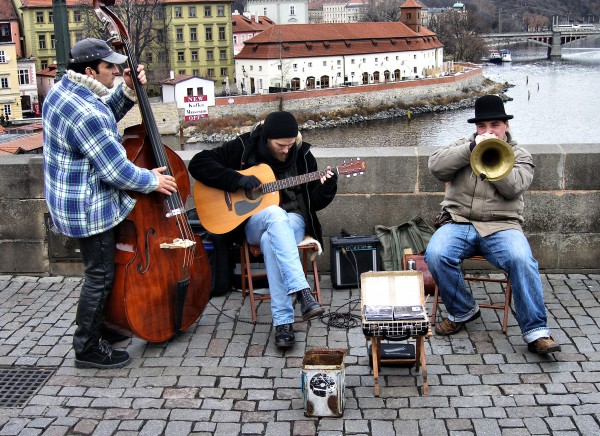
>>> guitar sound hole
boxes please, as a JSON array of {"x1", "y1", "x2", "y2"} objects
[{"x1": 246, "y1": 190, "x2": 261, "y2": 200}]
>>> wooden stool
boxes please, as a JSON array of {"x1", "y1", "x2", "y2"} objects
[{"x1": 240, "y1": 240, "x2": 322, "y2": 322}]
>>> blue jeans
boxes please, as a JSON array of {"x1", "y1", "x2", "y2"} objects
[
  {"x1": 424, "y1": 223, "x2": 549, "y2": 343},
  {"x1": 245, "y1": 206, "x2": 309, "y2": 327}
]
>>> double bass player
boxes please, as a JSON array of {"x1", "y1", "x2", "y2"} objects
[{"x1": 42, "y1": 38, "x2": 177, "y2": 369}]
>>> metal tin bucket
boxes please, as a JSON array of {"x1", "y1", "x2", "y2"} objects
[{"x1": 301, "y1": 348, "x2": 347, "y2": 417}]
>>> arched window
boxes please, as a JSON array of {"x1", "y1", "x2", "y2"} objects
[
  {"x1": 320, "y1": 75, "x2": 330, "y2": 88},
  {"x1": 306, "y1": 76, "x2": 316, "y2": 89},
  {"x1": 362, "y1": 72, "x2": 369, "y2": 84},
  {"x1": 373, "y1": 71, "x2": 380, "y2": 83},
  {"x1": 394, "y1": 69, "x2": 401, "y2": 81},
  {"x1": 291, "y1": 77, "x2": 301, "y2": 91}
]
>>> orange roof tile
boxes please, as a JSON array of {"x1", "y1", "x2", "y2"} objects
[
  {"x1": 232, "y1": 14, "x2": 275, "y2": 33},
  {"x1": 0, "y1": 132, "x2": 43, "y2": 154},
  {"x1": 236, "y1": 22, "x2": 441, "y2": 59},
  {"x1": 401, "y1": 0, "x2": 424, "y2": 8}
]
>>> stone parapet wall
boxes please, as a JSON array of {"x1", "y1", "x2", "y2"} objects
[{"x1": 3, "y1": 143, "x2": 598, "y2": 275}]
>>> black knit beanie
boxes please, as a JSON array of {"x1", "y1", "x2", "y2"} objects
[{"x1": 263, "y1": 111, "x2": 299, "y2": 139}]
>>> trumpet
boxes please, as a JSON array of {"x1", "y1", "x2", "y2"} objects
[{"x1": 470, "y1": 138, "x2": 515, "y2": 181}]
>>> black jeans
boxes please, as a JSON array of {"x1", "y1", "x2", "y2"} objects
[{"x1": 74, "y1": 229, "x2": 115, "y2": 354}]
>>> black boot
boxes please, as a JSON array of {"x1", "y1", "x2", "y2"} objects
[
  {"x1": 297, "y1": 288, "x2": 325, "y2": 321},
  {"x1": 100, "y1": 325, "x2": 130, "y2": 345},
  {"x1": 75, "y1": 338, "x2": 131, "y2": 369},
  {"x1": 275, "y1": 323, "x2": 295, "y2": 348}
]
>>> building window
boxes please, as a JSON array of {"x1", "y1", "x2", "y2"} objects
[
  {"x1": 40, "y1": 60, "x2": 48, "y2": 69},
  {"x1": 407, "y1": 13, "x2": 412, "y2": 19},
  {"x1": 190, "y1": 27, "x2": 197, "y2": 41},
  {"x1": 145, "y1": 52, "x2": 153, "y2": 63},
  {"x1": 73, "y1": 10, "x2": 81, "y2": 22},
  {"x1": 219, "y1": 49, "x2": 227, "y2": 60},
  {"x1": 157, "y1": 29, "x2": 165, "y2": 43},
  {"x1": 207, "y1": 68, "x2": 215, "y2": 77},
  {"x1": 179, "y1": 70, "x2": 185, "y2": 75},
  {"x1": 48, "y1": 12, "x2": 53, "y2": 23},
  {"x1": 188, "y1": 6, "x2": 196, "y2": 18},
  {"x1": 218, "y1": 27, "x2": 226, "y2": 40},
  {"x1": 18, "y1": 70, "x2": 30, "y2": 85},
  {"x1": 191, "y1": 51, "x2": 198, "y2": 61},
  {"x1": 178, "y1": 51, "x2": 185, "y2": 61},
  {"x1": 158, "y1": 51, "x2": 167, "y2": 63},
  {"x1": 233, "y1": 35, "x2": 237, "y2": 44},
  {"x1": 290, "y1": 5, "x2": 295, "y2": 15},
  {"x1": 217, "y1": 6, "x2": 225, "y2": 16},
  {"x1": 174, "y1": 7, "x2": 182, "y2": 18},
  {"x1": 206, "y1": 50, "x2": 214, "y2": 61},
  {"x1": 220, "y1": 67, "x2": 227, "y2": 76},
  {"x1": 205, "y1": 27, "x2": 213, "y2": 41},
  {"x1": 204, "y1": 6, "x2": 211, "y2": 17},
  {"x1": 293, "y1": 63, "x2": 298, "y2": 69},
  {"x1": 176, "y1": 28, "x2": 183, "y2": 42},
  {"x1": 51, "y1": 34, "x2": 56, "y2": 49},
  {"x1": 258, "y1": 66, "x2": 262, "y2": 71},
  {"x1": 263, "y1": 7, "x2": 267, "y2": 16},
  {"x1": 351, "y1": 59, "x2": 355, "y2": 64},
  {"x1": 240, "y1": 35, "x2": 245, "y2": 42},
  {"x1": 0, "y1": 77, "x2": 8, "y2": 88},
  {"x1": 337, "y1": 60, "x2": 341, "y2": 65},
  {"x1": 323, "y1": 61, "x2": 327, "y2": 66},
  {"x1": 36, "y1": 12, "x2": 44, "y2": 23},
  {"x1": 192, "y1": 69, "x2": 199, "y2": 76},
  {"x1": 187, "y1": 88, "x2": 193, "y2": 96},
  {"x1": 308, "y1": 62, "x2": 312, "y2": 67},
  {"x1": 154, "y1": 8, "x2": 164, "y2": 19},
  {"x1": 277, "y1": 65, "x2": 281, "y2": 70},
  {"x1": 38, "y1": 35, "x2": 46, "y2": 49},
  {"x1": 197, "y1": 87, "x2": 204, "y2": 95},
  {"x1": 4, "y1": 104, "x2": 11, "y2": 116}
]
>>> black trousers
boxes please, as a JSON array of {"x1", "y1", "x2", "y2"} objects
[{"x1": 74, "y1": 229, "x2": 115, "y2": 355}]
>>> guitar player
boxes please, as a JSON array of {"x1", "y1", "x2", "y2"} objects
[{"x1": 188, "y1": 111, "x2": 338, "y2": 348}]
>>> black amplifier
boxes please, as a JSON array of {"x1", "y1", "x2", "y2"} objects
[{"x1": 330, "y1": 235, "x2": 381, "y2": 289}]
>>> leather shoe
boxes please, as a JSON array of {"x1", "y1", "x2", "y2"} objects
[
  {"x1": 296, "y1": 288, "x2": 325, "y2": 321},
  {"x1": 275, "y1": 323, "x2": 295, "y2": 348},
  {"x1": 435, "y1": 310, "x2": 481, "y2": 335},
  {"x1": 527, "y1": 337, "x2": 561, "y2": 354},
  {"x1": 75, "y1": 339, "x2": 131, "y2": 369}
]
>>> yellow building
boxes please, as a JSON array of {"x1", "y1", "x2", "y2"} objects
[
  {"x1": 0, "y1": 42, "x2": 24, "y2": 120},
  {"x1": 14, "y1": 0, "x2": 234, "y2": 94}
]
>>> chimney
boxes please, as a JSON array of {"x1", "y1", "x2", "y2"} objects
[{"x1": 169, "y1": 70, "x2": 174, "y2": 80}]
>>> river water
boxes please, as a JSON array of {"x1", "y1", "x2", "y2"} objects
[{"x1": 180, "y1": 37, "x2": 600, "y2": 150}]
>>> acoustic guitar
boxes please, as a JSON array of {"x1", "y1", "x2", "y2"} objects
[{"x1": 194, "y1": 159, "x2": 366, "y2": 234}]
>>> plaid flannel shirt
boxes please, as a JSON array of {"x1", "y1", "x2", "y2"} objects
[{"x1": 43, "y1": 75, "x2": 158, "y2": 238}]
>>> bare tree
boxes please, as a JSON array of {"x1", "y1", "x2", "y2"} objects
[
  {"x1": 76, "y1": 0, "x2": 171, "y2": 86},
  {"x1": 429, "y1": 10, "x2": 487, "y2": 62},
  {"x1": 361, "y1": 0, "x2": 403, "y2": 22}
]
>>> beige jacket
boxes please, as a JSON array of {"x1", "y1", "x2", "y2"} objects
[{"x1": 428, "y1": 132, "x2": 534, "y2": 237}]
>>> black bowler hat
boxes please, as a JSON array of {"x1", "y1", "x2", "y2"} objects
[
  {"x1": 263, "y1": 111, "x2": 299, "y2": 139},
  {"x1": 467, "y1": 95, "x2": 513, "y2": 123}
]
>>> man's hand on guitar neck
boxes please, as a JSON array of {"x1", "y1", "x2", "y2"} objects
[
  {"x1": 320, "y1": 166, "x2": 337, "y2": 188},
  {"x1": 238, "y1": 175, "x2": 262, "y2": 191}
]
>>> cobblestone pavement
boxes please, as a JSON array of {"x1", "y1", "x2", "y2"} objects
[{"x1": 0, "y1": 273, "x2": 599, "y2": 436}]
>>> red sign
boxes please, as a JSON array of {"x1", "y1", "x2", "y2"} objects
[
  {"x1": 185, "y1": 114, "x2": 208, "y2": 121},
  {"x1": 184, "y1": 95, "x2": 207, "y2": 102}
]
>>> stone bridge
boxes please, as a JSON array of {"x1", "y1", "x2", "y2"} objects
[{"x1": 483, "y1": 26, "x2": 600, "y2": 58}]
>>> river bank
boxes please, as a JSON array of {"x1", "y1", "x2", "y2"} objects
[{"x1": 182, "y1": 73, "x2": 506, "y2": 145}]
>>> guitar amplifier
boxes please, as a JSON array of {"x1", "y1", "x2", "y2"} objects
[{"x1": 330, "y1": 235, "x2": 381, "y2": 289}]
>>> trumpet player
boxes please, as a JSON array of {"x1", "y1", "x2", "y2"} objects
[{"x1": 425, "y1": 95, "x2": 560, "y2": 355}]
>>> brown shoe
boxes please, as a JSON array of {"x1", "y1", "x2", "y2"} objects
[
  {"x1": 435, "y1": 310, "x2": 481, "y2": 336},
  {"x1": 527, "y1": 337, "x2": 561, "y2": 354}
]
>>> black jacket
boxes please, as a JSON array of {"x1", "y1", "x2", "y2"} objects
[{"x1": 188, "y1": 124, "x2": 337, "y2": 244}]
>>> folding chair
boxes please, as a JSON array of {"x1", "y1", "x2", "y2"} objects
[{"x1": 239, "y1": 239, "x2": 322, "y2": 322}]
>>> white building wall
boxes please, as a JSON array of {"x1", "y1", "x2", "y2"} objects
[
  {"x1": 236, "y1": 47, "x2": 444, "y2": 94},
  {"x1": 246, "y1": 0, "x2": 309, "y2": 24}
]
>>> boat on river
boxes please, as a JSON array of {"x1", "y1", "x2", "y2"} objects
[{"x1": 485, "y1": 49, "x2": 512, "y2": 63}]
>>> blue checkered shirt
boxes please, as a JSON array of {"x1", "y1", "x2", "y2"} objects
[{"x1": 43, "y1": 75, "x2": 158, "y2": 238}]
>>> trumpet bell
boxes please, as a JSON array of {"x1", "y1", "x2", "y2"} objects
[{"x1": 470, "y1": 138, "x2": 515, "y2": 182}]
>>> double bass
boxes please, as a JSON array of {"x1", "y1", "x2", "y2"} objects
[{"x1": 92, "y1": 0, "x2": 211, "y2": 342}]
